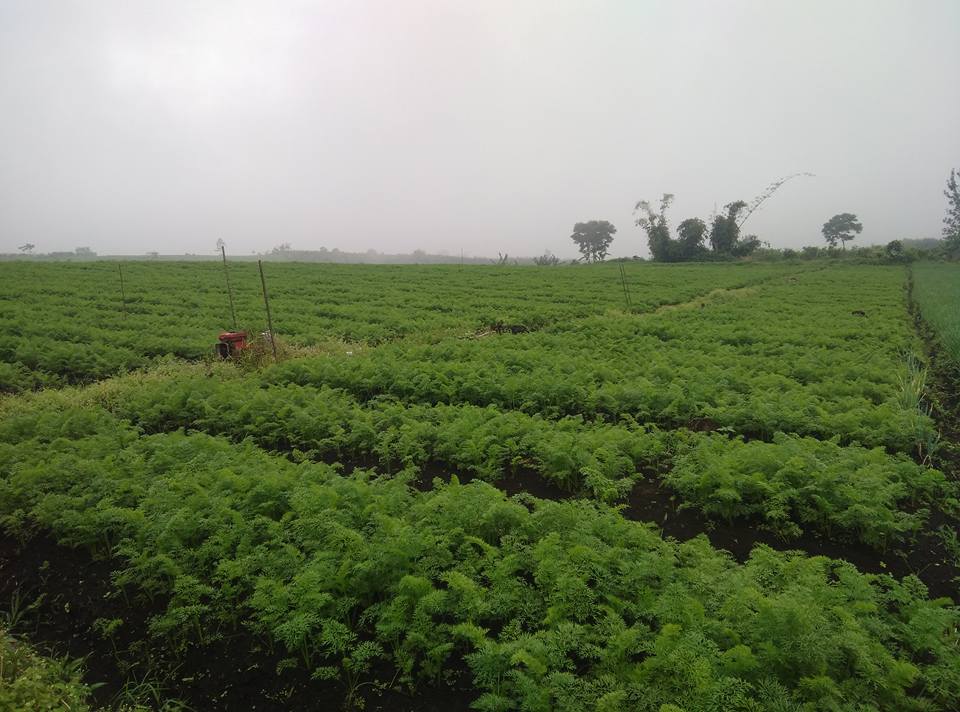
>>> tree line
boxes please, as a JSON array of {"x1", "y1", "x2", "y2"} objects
[{"x1": 568, "y1": 169, "x2": 960, "y2": 263}]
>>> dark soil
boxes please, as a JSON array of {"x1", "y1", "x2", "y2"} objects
[
  {"x1": 4, "y1": 474, "x2": 955, "y2": 710},
  {"x1": 398, "y1": 455, "x2": 958, "y2": 598},
  {"x1": 903, "y1": 273, "x2": 960, "y2": 597},
  {"x1": 912, "y1": 332, "x2": 960, "y2": 479},
  {"x1": 0, "y1": 535, "x2": 474, "y2": 712},
  {"x1": 303, "y1": 452, "x2": 960, "y2": 600},
  {"x1": 410, "y1": 457, "x2": 959, "y2": 599},
  {"x1": 412, "y1": 460, "x2": 570, "y2": 501},
  {"x1": 685, "y1": 417, "x2": 721, "y2": 432},
  {"x1": 624, "y1": 478, "x2": 959, "y2": 599},
  {"x1": 323, "y1": 453, "x2": 571, "y2": 501}
]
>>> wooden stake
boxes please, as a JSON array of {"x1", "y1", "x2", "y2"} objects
[
  {"x1": 221, "y1": 244, "x2": 238, "y2": 330},
  {"x1": 258, "y1": 259, "x2": 278, "y2": 362},
  {"x1": 118, "y1": 263, "x2": 127, "y2": 319}
]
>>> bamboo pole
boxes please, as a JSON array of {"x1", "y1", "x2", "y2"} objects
[
  {"x1": 221, "y1": 244, "x2": 238, "y2": 329},
  {"x1": 619, "y1": 263, "x2": 632, "y2": 309},
  {"x1": 258, "y1": 259, "x2": 278, "y2": 361},
  {"x1": 118, "y1": 263, "x2": 127, "y2": 319}
]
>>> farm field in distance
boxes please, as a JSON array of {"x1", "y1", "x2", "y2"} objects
[
  {"x1": 2, "y1": 260, "x2": 960, "y2": 711},
  {"x1": 912, "y1": 262, "x2": 960, "y2": 372},
  {"x1": 0, "y1": 261, "x2": 801, "y2": 392}
]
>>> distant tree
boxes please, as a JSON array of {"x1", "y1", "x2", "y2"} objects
[
  {"x1": 533, "y1": 251, "x2": 560, "y2": 266},
  {"x1": 216, "y1": 238, "x2": 225, "y2": 251},
  {"x1": 271, "y1": 242, "x2": 292, "y2": 255},
  {"x1": 17, "y1": 243, "x2": 35, "y2": 254},
  {"x1": 733, "y1": 233, "x2": 762, "y2": 257},
  {"x1": 676, "y1": 218, "x2": 707, "y2": 259},
  {"x1": 822, "y1": 213, "x2": 862, "y2": 249},
  {"x1": 74, "y1": 246, "x2": 96, "y2": 257},
  {"x1": 883, "y1": 240, "x2": 912, "y2": 263},
  {"x1": 709, "y1": 201, "x2": 747, "y2": 254},
  {"x1": 570, "y1": 220, "x2": 617, "y2": 262},
  {"x1": 634, "y1": 194, "x2": 674, "y2": 261},
  {"x1": 944, "y1": 169, "x2": 960, "y2": 258},
  {"x1": 147, "y1": 251, "x2": 159, "y2": 258},
  {"x1": 637, "y1": 192, "x2": 770, "y2": 261},
  {"x1": 944, "y1": 169, "x2": 960, "y2": 237}
]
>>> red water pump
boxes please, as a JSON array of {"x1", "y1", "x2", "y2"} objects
[{"x1": 214, "y1": 331, "x2": 248, "y2": 359}]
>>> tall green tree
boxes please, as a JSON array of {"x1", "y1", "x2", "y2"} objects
[
  {"x1": 635, "y1": 194, "x2": 764, "y2": 261},
  {"x1": 709, "y1": 201, "x2": 747, "y2": 253},
  {"x1": 634, "y1": 194, "x2": 674, "y2": 261},
  {"x1": 943, "y1": 168, "x2": 960, "y2": 258},
  {"x1": 676, "y1": 218, "x2": 707, "y2": 259},
  {"x1": 570, "y1": 220, "x2": 616, "y2": 262},
  {"x1": 822, "y1": 213, "x2": 863, "y2": 249}
]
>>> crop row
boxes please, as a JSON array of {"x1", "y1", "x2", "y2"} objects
[
  {"x1": 78, "y1": 370, "x2": 947, "y2": 548},
  {"x1": 0, "y1": 261, "x2": 798, "y2": 391},
  {"x1": 1, "y1": 406, "x2": 958, "y2": 711},
  {"x1": 265, "y1": 267, "x2": 934, "y2": 453}
]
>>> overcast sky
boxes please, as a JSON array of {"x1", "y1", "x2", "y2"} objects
[{"x1": 1, "y1": 1, "x2": 958, "y2": 258}]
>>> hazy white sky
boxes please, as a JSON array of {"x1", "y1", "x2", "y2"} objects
[{"x1": 1, "y1": 0, "x2": 958, "y2": 257}]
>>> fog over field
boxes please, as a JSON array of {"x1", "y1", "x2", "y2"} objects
[{"x1": 1, "y1": 0, "x2": 958, "y2": 258}]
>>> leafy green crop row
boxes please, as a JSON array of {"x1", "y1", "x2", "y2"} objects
[
  {"x1": 265, "y1": 267, "x2": 933, "y2": 452},
  {"x1": 0, "y1": 261, "x2": 797, "y2": 392},
  {"x1": 59, "y1": 367, "x2": 947, "y2": 547},
  {"x1": 2, "y1": 407, "x2": 958, "y2": 711},
  {"x1": 111, "y1": 376, "x2": 664, "y2": 502},
  {"x1": 668, "y1": 433, "x2": 947, "y2": 547}
]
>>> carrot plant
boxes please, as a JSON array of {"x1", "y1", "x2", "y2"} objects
[
  {"x1": 3, "y1": 260, "x2": 959, "y2": 710},
  {"x1": 667, "y1": 432, "x2": 947, "y2": 545},
  {"x1": 1, "y1": 626, "x2": 96, "y2": 711},
  {"x1": 2, "y1": 407, "x2": 959, "y2": 710},
  {"x1": 264, "y1": 267, "x2": 929, "y2": 451},
  {"x1": 0, "y1": 261, "x2": 796, "y2": 392}
]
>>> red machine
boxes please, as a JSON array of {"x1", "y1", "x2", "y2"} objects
[{"x1": 215, "y1": 331, "x2": 248, "y2": 359}]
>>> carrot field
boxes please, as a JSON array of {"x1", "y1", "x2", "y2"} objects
[{"x1": 1, "y1": 260, "x2": 959, "y2": 711}]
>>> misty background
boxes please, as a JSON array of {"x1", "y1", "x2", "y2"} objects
[{"x1": 1, "y1": 0, "x2": 958, "y2": 259}]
